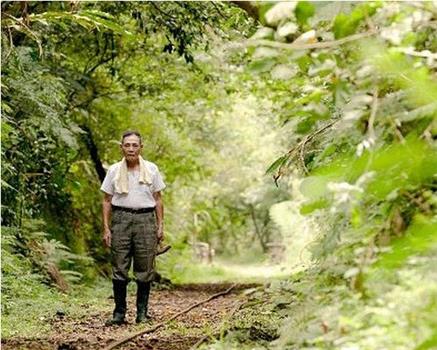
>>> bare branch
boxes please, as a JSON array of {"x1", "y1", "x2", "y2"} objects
[
  {"x1": 104, "y1": 284, "x2": 236, "y2": 350},
  {"x1": 299, "y1": 135, "x2": 310, "y2": 175},
  {"x1": 3, "y1": 13, "x2": 43, "y2": 56},
  {"x1": 211, "y1": 2, "x2": 227, "y2": 20},
  {"x1": 275, "y1": 119, "x2": 340, "y2": 182},
  {"x1": 247, "y1": 30, "x2": 378, "y2": 51},
  {"x1": 150, "y1": 2, "x2": 176, "y2": 20},
  {"x1": 367, "y1": 88, "x2": 378, "y2": 141}
]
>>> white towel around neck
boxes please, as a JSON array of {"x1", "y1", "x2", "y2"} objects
[{"x1": 114, "y1": 156, "x2": 152, "y2": 194}]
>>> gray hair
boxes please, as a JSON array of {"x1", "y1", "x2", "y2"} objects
[{"x1": 121, "y1": 130, "x2": 142, "y2": 144}]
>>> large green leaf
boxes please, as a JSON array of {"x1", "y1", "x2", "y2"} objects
[
  {"x1": 333, "y1": 3, "x2": 378, "y2": 39},
  {"x1": 295, "y1": 1, "x2": 315, "y2": 27},
  {"x1": 374, "y1": 215, "x2": 437, "y2": 270},
  {"x1": 265, "y1": 155, "x2": 288, "y2": 175}
]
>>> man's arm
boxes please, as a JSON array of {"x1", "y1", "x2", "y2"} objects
[
  {"x1": 153, "y1": 191, "x2": 164, "y2": 242},
  {"x1": 102, "y1": 193, "x2": 113, "y2": 247}
]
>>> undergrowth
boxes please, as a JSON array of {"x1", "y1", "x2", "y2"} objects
[{"x1": 207, "y1": 240, "x2": 437, "y2": 350}]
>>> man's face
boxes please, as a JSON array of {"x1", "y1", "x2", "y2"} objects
[{"x1": 121, "y1": 134, "x2": 143, "y2": 162}]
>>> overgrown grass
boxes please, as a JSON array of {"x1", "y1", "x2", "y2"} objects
[
  {"x1": 1, "y1": 278, "x2": 112, "y2": 339},
  {"x1": 156, "y1": 241, "x2": 296, "y2": 284},
  {"x1": 207, "y1": 246, "x2": 437, "y2": 350},
  {"x1": 166, "y1": 258, "x2": 294, "y2": 285},
  {"x1": 200, "y1": 284, "x2": 284, "y2": 350},
  {"x1": 1, "y1": 225, "x2": 113, "y2": 339}
]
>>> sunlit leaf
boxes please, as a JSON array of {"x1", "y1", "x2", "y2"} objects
[
  {"x1": 295, "y1": 1, "x2": 315, "y2": 27},
  {"x1": 265, "y1": 155, "x2": 288, "y2": 175},
  {"x1": 374, "y1": 215, "x2": 437, "y2": 270}
]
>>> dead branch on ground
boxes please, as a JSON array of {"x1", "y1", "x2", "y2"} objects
[{"x1": 104, "y1": 284, "x2": 236, "y2": 350}]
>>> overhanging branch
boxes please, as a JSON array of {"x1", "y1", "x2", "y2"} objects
[{"x1": 247, "y1": 30, "x2": 378, "y2": 51}]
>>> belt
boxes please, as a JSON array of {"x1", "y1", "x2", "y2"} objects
[{"x1": 112, "y1": 205, "x2": 155, "y2": 214}]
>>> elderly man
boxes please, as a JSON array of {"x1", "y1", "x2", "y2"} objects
[{"x1": 101, "y1": 130, "x2": 166, "y2": 325}]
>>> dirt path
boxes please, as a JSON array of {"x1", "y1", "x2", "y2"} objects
[{"x1": 2, "y1": 283, "x2": 257, "y2": 350}]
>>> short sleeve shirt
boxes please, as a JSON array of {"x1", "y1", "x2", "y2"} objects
[{"x1": 100, "y1": 160, "x2": 166, "y2": 209}]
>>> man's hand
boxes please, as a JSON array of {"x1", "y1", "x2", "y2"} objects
[
  {"x1": 156, "y1": 225, "x2": 164, "y2": 242},
  {"x1": 103, "y1": 228, "x2": 112, "y2": 248}
]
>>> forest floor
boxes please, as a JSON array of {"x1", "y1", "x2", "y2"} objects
[{"x1": 2, "y1": 283, "x2": 261, "y2": 350}]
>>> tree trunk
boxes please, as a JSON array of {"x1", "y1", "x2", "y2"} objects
[
  {"x1": 80, "y1": 125, "x2": 106, "y2": 183},
  {"x1": 249, "y1": 204, "x2": 267, "y2": 252}
]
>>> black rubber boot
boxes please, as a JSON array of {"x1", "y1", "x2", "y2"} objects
[
  {"x1": 105, "y1": 279, "x2": 127, "y2": 326},
  {"x1": 135, "y1": 281, "x2": 151, "y2": 323}
]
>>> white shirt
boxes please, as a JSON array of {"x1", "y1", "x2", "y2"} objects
[{"x1": 100, "y1": 160, "x2": 166, "y2": 209}]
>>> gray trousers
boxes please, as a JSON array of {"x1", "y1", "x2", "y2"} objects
[{"x1": 111, "y1": 210, "x2": 157, "y2": 282}]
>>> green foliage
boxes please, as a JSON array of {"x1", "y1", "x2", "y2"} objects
[
  {"x1": 203, "y1": 287, "x2": 283, "y2": 350},
  {"x1": 2, "y1": 1, "x2": 437, "y2": 348},
  {"x1": 295, "y1": 1, "x2": 315, "y2": 27},
  {"x1": 1, "y1": 46, "x2": 77, "y2": 223},
  {"x1": 416, "y1": 330, "x2": 437, "y2": 350},
  {"x1": 2, "y1": 220, "x2": 92, "y2": 288},
  {"x1": 299, "y1": 199, "x2": 329, "y2": 215},
  {"x1": 248, "y1": 57, "x2": 276, "y2": 73},
  {"x1": 301, "y1": 138, "x2": 436, "y2": 201},
  {"x1": 374, "y1": 215, "x2": 437, "y2": 270},
  {"x1": 25, "y1": 10, "x2": 132, "y2": 35},
  {"x1": 268, "y1": 252, "x2": 437, "y2": 349},
  {"x1": 265, "y1": 155, "x2": 287, "y2": 175},
  {"x1": 1, "y1": 275, "x2": 112, "y2": 339},
  {"x1": 1, "y1": 220, "x2": 100, "y2": 339},
  {"x1": 220, "y1": 2, "x2": 437, "y2": 349},
  {"x1": 333, "y1": 3, "x2": 378, "y2": 39},
  {"x1": 2, "y1": 1, "x2": 286, "y2": 312}
]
